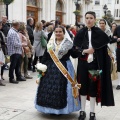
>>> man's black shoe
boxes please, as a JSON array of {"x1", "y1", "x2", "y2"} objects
[
  {"x1": 9, "y1": 79, "x2": 19, "y2": 84},
  {"x1": 89, "y1": 112, "x2": 96, "y2": 120},
  {"x1": 116, "y1": 85, "x2": 120, "y2": 90},
  {"x1": 17, "y1": 76, "x2": 26, "y2": 81},
  {"x1": 78, "y1": 111, "x2": 86, "y2": 120}
]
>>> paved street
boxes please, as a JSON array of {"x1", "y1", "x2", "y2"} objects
[{"x1": 0, "y1": 70, "x2": 120, "y2": 120}]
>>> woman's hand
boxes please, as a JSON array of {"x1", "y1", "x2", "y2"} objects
[{"x1": 83, "y1": 48, "x2": 94, "y2": 54}]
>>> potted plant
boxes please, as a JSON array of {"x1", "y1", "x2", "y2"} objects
[
  {"x1": 0, "y1": 0, "x2": 14, "y2": 18},
  {"x1": 0, "y1": 0, "x2": 14, "y2": 4},
  {"x1": 73, "y1": 10, "x2": 80, "y2": 15}
]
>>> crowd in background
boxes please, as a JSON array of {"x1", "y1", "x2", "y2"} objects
[
  {"x1": 0, "y1": 15, "x2": 119, "y2": 89},
  {"x1": 0, "y1": 16, "x2": 83, "y2": 86}
]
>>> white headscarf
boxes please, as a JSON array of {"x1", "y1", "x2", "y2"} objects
[
  {"x1": 47, "y1": 28, "x2": 73, "y2": 49},
  {"x1": 97, "y1": 19, "x2": 111, "y2": 36}
]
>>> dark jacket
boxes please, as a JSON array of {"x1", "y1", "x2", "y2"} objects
[
  {"x1": 74, "y1": 26, "x2": 115, "y2": 106},
  {"x1": 26, "y1": 19, "x2": 34, "y2": 45},
  {"x1": 112, "y1": 25, "x2": 120, "y2": 45},
  {"x1": 1, "y1": 23, "x2": 10, "y2": 37},
  {"x1": 0, "y1": 30, "x2": 7, "y2": 55},
  {"x1": 47, "y1": 32, "x2": 53, "y2": 42},
  {"x1": 67, "y1": 30, "x2": 73, "y2": 39}
]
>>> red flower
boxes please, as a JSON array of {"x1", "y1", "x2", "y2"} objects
[{"x1": 93, "y1": 76, "x2": 97, "y2": 81}]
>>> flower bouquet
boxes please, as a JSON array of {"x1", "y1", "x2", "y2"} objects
[
  {"x1": 35, "y1": 63, "x2": 47, "y2": 84},
  {"x1": 88, "y1": 70, "x2": 102, "y2": 82}
]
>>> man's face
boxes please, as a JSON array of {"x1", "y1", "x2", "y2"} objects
[
  {"x1": 85, "y1": 14, "x2": 96, "y2": 28},
  {"x1": 2, "y1": 16, "x2": 7, "y2": 23},
  {"x1": 30, "y1": 19, "x2": 34, "y2": 26}
]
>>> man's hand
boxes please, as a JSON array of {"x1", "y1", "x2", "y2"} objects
[
  {"x1": 117, "y1": 38, "x2": 120, "y2": 42},
  {"x1": 83, "y1": 48, "x2": 94, "y2": 54}
]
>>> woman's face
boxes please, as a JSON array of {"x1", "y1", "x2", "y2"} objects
[
  {"x1": 112, "y1": 24, "x2": 117, "y2": 31},
  {"x1": 55, "y1": 28, "x2": 64, "y2": 40},
  {"x1": 85, "y1": 14, "x2": 96, "y2": 28},
  {"x1": 99, "y1": 21, "x2": 106, "y2": 30}
]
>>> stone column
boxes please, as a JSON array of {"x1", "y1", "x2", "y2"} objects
[{"x1": 0, "y1": 2, "x2": 5, "y2": 19}]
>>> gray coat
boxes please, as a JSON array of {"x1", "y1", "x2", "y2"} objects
[{"x1": 33, "y1": 30, "x2": 48, "y2": 57}]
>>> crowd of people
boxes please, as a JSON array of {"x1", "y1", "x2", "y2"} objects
[
  {"x1": 0, "y1": 11, "x2": 120, "y2": 119},
  {"x1": 0, "y1": 15, "x2": 81, "y2": 86}
]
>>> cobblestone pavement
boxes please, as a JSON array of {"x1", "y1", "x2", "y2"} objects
[{"x1": 0, "y1": 70, "x2": 120, "y2": 120}]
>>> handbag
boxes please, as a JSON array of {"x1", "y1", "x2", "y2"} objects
[
  {"x1": 23, "y1": 46, "x2": 30, "y2": 53},
  {"x1": 5, "y1": 55, "x2": 10, "y2": 64},
  {"x1": 41, "y1": 31, "x2": 47, "y2": 47}
]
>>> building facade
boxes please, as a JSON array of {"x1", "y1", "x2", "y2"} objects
[
  {"x1": 0, "y1": 0, "x2": 119, "y2": 25},
  {"x1": 87, "y1": 0, "x2": 120, "y2": 24},
  {"x1": 0, "y1": 0, "x2": 79, "y2": 25}
]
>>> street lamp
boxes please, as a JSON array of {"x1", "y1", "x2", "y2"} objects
[
  {"x1": 1, "y1": 0, "x2": 14, "y2": 19},
  {"x1": 103, "y1": 4, "x2": 108, "y2": 16},
  {"x1": 73, "y1": 0, "x2": 81, "y2": 26}
]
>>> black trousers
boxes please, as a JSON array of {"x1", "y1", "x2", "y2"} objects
[
  {"x1": 77, "y1": 60, "x2": 98, "y2": 97},
  {"x1": 9, "y1": 54, "x2": 22, "y2": 80},
  {"x1": 116, "y1": 48, "x2": 120, "y2": 72},
  {"x1": 33, "y1": 53, "x2": 42, "y2": 70},
  {"x1": 28, "y1": 55, "x2": 33, "y2": 70},
  {"x1": 1, "y1": 64, "x2": 6, "y2": 76}
]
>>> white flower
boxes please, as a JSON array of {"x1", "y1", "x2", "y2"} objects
[{"x1": 35, "y1": 63, "x2": 47, "y2": 72}]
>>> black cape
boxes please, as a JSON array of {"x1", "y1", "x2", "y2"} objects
[{"x1": 74, "y1": 26, "x2": 115, "y2": 106}]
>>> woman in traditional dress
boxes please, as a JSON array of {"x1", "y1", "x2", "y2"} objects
[
  {"x1": 35, "y1": 26, "x2": 80, "y2": 115},
  {"x1": 74, "y1": 11, "x2": 114, "y2": 120},
  {"x1": 98, "y1": 19, "x2": 118, "y2": 81},
  {"x1": 111, "y1": 23, "x2": 117, "y2": 36}
]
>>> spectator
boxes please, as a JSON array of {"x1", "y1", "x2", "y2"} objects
[
  {"x1": 26, "y1": 18, "x2": 34, "y2": 70},
  {"x1": 32, "y1": 21, "x2": 48, "y2": 72},
  {"x1": 7, "y1": 20, "x2": 26, "y2": 84},
  {"x1": 1, "y1": 16, "x2": 10, "y2": 37},
  {"x1": 79, "y1": 24, "x2": 85, "y2": 30},
  {"x1": 71, "y1": 26, "x2": 77, "y2": 36},
  {"x1": 41, "y1": 20, "x2": 46, "y2": 30},
  {"x1": 47, "y1": 25, "x2": 54, "y2": 41},
  {"x1": 0, "y1": 21, "x2": 5, "y2": 86},
  {"x1": 0, "y1": 21, "x2": 7, "y2": 81},
  {"x1": 19, "y1": 22, "x2": 33, "y2": 79}
]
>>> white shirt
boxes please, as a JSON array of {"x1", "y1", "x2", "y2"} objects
[
  {"x1": 88, "y1": 31, "x2": 92, "y2": 48},
  {"x1": 87, "y1": 30, "x2": 93, "y2": 63}
]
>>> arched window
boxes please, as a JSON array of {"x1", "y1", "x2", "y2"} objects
[
  {"x1": 27, "y1": 0, "x2": 38, "y2": 24},
  {"x1": 27, "y1": 0, "x2": 37, "y2": 6},
  {"x1": 56, "y1": 0, "x2": 64, "y2": 23},
  {"x1": 56, "y1": 0, "x2": 63, "y2": 11}
]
